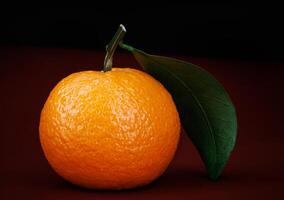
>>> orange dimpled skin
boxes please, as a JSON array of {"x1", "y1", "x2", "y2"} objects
[{"x1": 39, "y1": 68, "x2": 180, "y2": 190}]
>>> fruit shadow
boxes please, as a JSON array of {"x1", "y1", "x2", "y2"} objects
[
  {"x1": 148, "y1": 168, "x2": 208, "y2": 190},
  {"x1": 28, "y1": 168, "x2": 276, "y2": 200},
  {"x1": 54, "y1": 169, "x2": 274, "y2": 194},
  {"x1": 51, "y1": 167, "x2": 208, "y2": 194}
]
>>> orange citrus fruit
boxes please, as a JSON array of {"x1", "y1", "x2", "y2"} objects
[{"x1": 39, "y1": 68, "x2": 180, "y2": 190}]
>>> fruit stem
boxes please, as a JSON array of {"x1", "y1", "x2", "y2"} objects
[{"x1": 103, "y1": 24, "x2": 126, "y2": 72}]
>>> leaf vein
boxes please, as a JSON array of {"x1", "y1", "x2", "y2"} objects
[{"x1": 201, "y1": 94, "x2": 231, "y2": 107}]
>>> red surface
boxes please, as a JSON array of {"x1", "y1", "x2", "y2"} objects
[{"x1": 1, "y1": 46, "x2": 283, "y2": 199}]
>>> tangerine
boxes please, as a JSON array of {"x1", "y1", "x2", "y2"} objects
[{"x1": 39, "y1": 68, "x2": 180, "y2": 190}]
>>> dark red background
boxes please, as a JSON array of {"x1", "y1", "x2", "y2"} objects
[{"x1": 1, "y1": 46, "x2": 283, "y2": 199}]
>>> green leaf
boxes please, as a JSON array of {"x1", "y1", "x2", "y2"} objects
[{"x1": 120, "y1": 43, "x2": 237, "y2": 180}]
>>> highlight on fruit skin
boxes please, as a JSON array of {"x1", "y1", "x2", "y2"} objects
[{"x1": 39, "y1": 68, "x2": 181, "y2": 190}]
